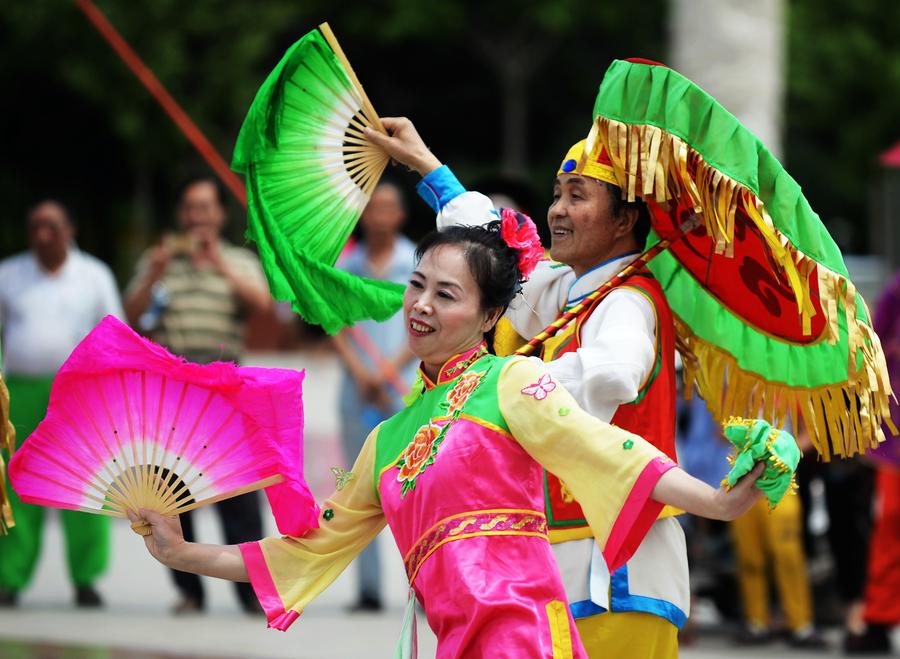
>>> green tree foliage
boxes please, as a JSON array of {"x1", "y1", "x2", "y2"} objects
[
  {"x1": 0, "y1": 1, "x2": 323, "y2": 266},
  {"x1": 0, "y1": 0, "x2": 666, "y2": 276},
  {"x1": 3, "y1": 1, "x2": 896, "y2": 277},
  {"x1": 786, "y1": 0, "x2": 900, "y2": 251}
]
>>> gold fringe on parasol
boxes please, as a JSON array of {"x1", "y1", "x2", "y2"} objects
[
  {"x1": 587, "y1": 116, "x2": 896, "y2": 460},
  {"x1": 586, "y1": 118, "x2": 815, "y2": 331},
  {"x1": 678, "y1": 315, "x2": 894, "y2": 461}
]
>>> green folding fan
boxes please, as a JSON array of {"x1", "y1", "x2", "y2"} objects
[{"x1": 232, "y1": 23, "x2": 404, "y2": 334}]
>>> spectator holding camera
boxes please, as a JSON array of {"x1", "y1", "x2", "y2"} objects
[
  {"x1": 123, "y1": 175, "x2": 272, "y2": 615},
  {"x1": 124, "y1": 176, "x2": 270, "y2": 361}
]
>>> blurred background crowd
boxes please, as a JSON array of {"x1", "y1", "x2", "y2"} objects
[{"x1": 2, "y1": 1, "x2": 900, "y2": 657}]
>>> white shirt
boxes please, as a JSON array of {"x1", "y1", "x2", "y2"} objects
[
  {"x1": 508, "y1": 258, "x2": 657, "y2": 421},
  {"x1": 0, "y1": 248, "x2": 124, "y2": 376},
  {"x1": 435, "y1": 189, "x2": 657, "y2": 419},
  {"x1": 435, "y1": 187, "x2": 690, "y2": 624}
]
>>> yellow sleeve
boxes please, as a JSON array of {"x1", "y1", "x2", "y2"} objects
[
  {"x1": 497, "y1": 357, "x2": 676, "y2": 572},
  {"x1": 240, "y1": 425, "x2": 387, "y2": 629}
]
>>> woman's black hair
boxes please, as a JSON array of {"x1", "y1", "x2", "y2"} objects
[{"x1": 414, "y1": 220, "x2": 521, "y2": 349}]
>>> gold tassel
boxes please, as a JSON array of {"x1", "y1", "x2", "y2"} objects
[
  {"x1": 644, "y1": 126, "x2": 662, "y2": 198},
  {"x1": 593, "y1": 116, "x2": 820, "y2": 338},
  {"x1": 676, "y1": 316, "x2": 891, "y2": 462},
  {"x1": 0, "y1": 373, "x2": 15, "y2": 534},
  {"x1": 627, "y1": 124, "x2": 640, "y2": 202}
]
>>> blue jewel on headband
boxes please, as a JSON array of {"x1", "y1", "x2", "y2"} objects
[{"x1": 561, "y1": 159, "x2": 577, "y2": 173}]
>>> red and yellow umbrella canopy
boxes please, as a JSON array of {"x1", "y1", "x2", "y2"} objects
[{"x1": 584, "y1": 58, "x2": 894, "y2": 460}]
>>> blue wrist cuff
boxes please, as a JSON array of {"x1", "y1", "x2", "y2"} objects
[{"x1": 416, "y1": 165, "x2": 466, "y2": 212}]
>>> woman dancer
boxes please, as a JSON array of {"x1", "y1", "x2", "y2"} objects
[{"x1": 132, "y1": 218, "x2": 765, "y2": 658}]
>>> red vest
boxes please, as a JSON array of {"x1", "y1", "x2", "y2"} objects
[{"x1": 542, "y1": 269, "x2": 677, "y2": 536}]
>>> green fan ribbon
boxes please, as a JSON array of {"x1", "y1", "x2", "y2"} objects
[
  {"x1": 245, "y1": 170, "x2": 404, "y2": 334},
  {"x1": 232, "y1": 36, "x2": 308, "y2": 169},
  {"x1": 722, "y1": 418, "x2": 800, "y2": 508}
]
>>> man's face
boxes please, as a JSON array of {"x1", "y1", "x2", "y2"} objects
[
  {"x1": 177, "y1": 181, "x2": 226, "y2": 236},
  {"x1": 28, "y1": 202, "x2": 73, "y2": 269},
  {"x1": 547, "y1": 174, "x2": 626, "y2": 275},
  {"x1": 359, "y1": 184, "x2": 405, "y2": 238}
]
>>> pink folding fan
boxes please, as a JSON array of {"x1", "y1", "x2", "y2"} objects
[{"x1": 9, "y1": 316, "x2": 318, "y2": 536}]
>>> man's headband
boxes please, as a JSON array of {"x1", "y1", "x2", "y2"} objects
[{"x1": 557, "y1": 139, "x2": 618, "y2": 186}]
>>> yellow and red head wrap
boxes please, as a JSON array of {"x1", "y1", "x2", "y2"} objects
[{"x1": 556, "y1": 139, "x2": 618, "y2": 186}]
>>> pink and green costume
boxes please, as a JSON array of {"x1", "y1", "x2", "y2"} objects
[{"x1": 240, "y1": 344, "x2": 675, "y2": 657}]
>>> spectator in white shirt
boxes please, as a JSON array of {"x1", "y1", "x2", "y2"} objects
[{"x1": 0, "y1": 199, "x2": 123, "y2": 608}]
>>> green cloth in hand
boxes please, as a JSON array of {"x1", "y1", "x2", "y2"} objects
[{"x1": 722, "y1": 418, "x2": 801, "y2": 508}]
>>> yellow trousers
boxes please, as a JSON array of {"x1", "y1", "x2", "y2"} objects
[
  {"x1": 575, "y1": 610, "x2": 679, "y2": 659},
  {"x1": 729, "y1": 494, "x2": 813, "y2": 631}
]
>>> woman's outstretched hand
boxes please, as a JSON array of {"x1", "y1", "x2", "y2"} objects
[
  {"x1": 652, "y1": 461, "x2": 767, "y2": 521},
  {"x1": 127, "y1": 508, "x2": 249, "y2": 582},
  {"x1": 127, "y1": 508, "x2": 186, "y2": 568},
  {"x1": 708, "y1": 461, "x2": 766, "y2": 520},
  {"x1": 364, "y1": 117, "x2": 442, "y2": 177}
]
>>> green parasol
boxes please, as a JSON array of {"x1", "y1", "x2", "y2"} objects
[
  {"x1": 232, "y1": 23, "x2": 404, "y2": 334},
  {"x1": 581, "y1": 59, "x2": 894, "y2": 460}
]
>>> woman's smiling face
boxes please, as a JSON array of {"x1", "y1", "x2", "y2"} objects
[{"x1": 403, "y1": 244, "x2": 499, "y2": 378}]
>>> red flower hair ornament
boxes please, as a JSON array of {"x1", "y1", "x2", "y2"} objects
[{"x1": 500, "y1": 208, "x2": 544, "y2": 281}]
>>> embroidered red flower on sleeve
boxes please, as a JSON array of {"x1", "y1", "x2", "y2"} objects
[
  {"x1": 446, "y1": 370, "x2": 485, "y2": 415},
  {"x1": 520, "y1": 373, "x2": 557, "y2": 401}
]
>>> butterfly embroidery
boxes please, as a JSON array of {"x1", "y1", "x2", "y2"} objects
[
  {"x1": 330, "y1": 466, "x2": 354, "y2": 491},
  {"x1": 521, "y1": 373, "x2": 557, "y2": 400}
]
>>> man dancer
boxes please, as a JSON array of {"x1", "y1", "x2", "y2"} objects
[{"x1": 368, "y1": 119, "x2": 687, "y2": 658}]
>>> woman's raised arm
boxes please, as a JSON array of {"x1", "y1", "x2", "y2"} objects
[
  {"x1": 498, "y1": 357, "x2": 768, "y2": 571},
  {"x1": 364, "y1": 118, "x2": 442, "y2": 176}
]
